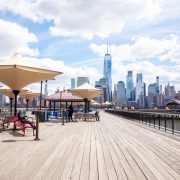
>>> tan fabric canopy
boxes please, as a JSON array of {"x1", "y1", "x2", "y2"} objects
[
  {"x1": 19, "y1": 88, "x2": 40, "y2": 100},
  {"x1": 0, "y1": 86, "x2": 32, "y2": 98},
  {"x1": 69, "y1": 83, "x2": 102, "y2": 99},
  {"x1": 0, "y1": 53, "x2": 62, "y2": 90},
  {"x1": 0, "y1": 86, "x2": 15, "y2": 99},
  {"x1": 20, "y1": 90, "x2": 40, "y2": 101},
  {"x1": 0, "y1": 53, "x2": 62, "y2": 115},
  {"x1": 102, "y1": 101, "x2": 112, "y2": 106},
  {"x1": 69, "y1": 83, "x2": 102, "y2": 113}
]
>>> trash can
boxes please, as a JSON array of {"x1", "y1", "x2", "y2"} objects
[
  {"x1": 0, "y1": 123, "x2": 3, "y2": 133},
  {"x1": 32, "y1": 110, "x2": 46, "y2": 122}
]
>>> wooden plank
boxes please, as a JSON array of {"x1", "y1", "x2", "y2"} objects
[
  {"x1": 112, "y1": 121, "x2": 177, "y2": 179},
  {"x1": 60, "y1": 124, "x2": 87, "y2": 180},
  {"x1": 94, "y1": 123, "x2": 109, "y2": 180},
  {"x1": 79, "y1": 123, "x2": 92, "y2": 180},
  {"x1": 97, "y1": 123, "x2": 118, "y2": 180},
  {"x1": 51, "y1": 125, "x2": 84, "y2": 180},
  {"x1": 0, "y1": 111, "x2": 180, "y2": 180},
  {"x1": 70, "y1": 123, "x2": 89, "y2": 180},
  {"x1": 89, "y1": 123, "x2": 98, "y2": 180}
]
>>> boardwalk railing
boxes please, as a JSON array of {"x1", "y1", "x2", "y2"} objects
[{"x1": 105, "y1": 110, "x2": 180, "y2": 134}]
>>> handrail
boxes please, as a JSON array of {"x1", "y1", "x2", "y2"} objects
[{"x1": 105, "y1": 110, "x2": 180, "y2": 134}]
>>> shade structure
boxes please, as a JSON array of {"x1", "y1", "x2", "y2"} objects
[
  {"x1": 90, "y1": 99, "x2": 97, "y2": 104},
  {"x1": 69, "y1": 83, "x2": 102, "y2": 99},
  {"x1": 165, "y1": 99, "x2": 180, "y2": 106},
  {"x1": 91, "y1": 100, "x2": 100, "y2": 106},
  {"x1": 0, "y1": 86, "x2": 30, "y2": 114},
  {"x1": 0, "y1": 86, "x2": 14, "y2": 114},
  {"x1": 102, "y1": 101, "x2": 112, "y2": 106},
  {"x1": 165, "y1": 99, "x2": 180, "y2": 110},
  {"x1": 0, "y1": 86, "x2": 14, "y2": 98},
  {"x1": 0, "y1": 53, "x2": 62, "y2": 115},
  {"x1": 20, "y1": 90, "x2": 40, "y2": 110},
  {"x1": 69, "y1": 83, "x2": 102, "y2": 113},
  {"x1": 92, "y1": 102, "x2": 100, "y2": 106}
]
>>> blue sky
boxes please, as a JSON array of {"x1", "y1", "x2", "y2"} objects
[{"x1": 0, "y1": 0, "x2": 179, "y2": 94}]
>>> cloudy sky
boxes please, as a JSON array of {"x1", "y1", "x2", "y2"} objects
[{"x1": 0, "y1": 0, "x2": 180, "y2": 94}]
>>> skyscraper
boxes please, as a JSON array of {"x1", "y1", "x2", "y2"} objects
[
  {"x1": 99, "y1": 78, "x2": 107, "y2": 103},
  {"x1": 0, "y1": 93, "x2": 5, "y2": 107},
  {"x1": 71, "y1": 78, "x2": 75, "y2": 89},
  {"x1": 77, "y1": 77, "x2": 90, "y2": 87},
  {"x1": 126, "y1": 71, "x2": 134, "y2": 101},
  {"x1": 103, "y1": 44, "x2": 112, "y2": 101},
  {"x1": 156, "y1": 76, "x2": 159, "y2": 95},
  {"x1": 117, "y1": 81, "x2": 126, "y2": 106},
  {"x1": 113, "y1": 84, "x2": 117, "y2": 105},
  {"x1": 135, "y1": 73, "x2": 143, "y2": 102},
  {"x1": 148, "y1": 83, "x2": 156, "y2": 108}
]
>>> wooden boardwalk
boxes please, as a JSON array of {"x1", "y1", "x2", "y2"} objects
[{"x1": 0, "y1": 111, "x2": 180, "y2": 180}]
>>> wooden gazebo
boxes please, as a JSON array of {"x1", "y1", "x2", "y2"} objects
[
  {"x1": 165, "y1": 99, "x2": 180, "y2": 109},
  {"x1": 44, "y1": 90, "x2": 84, "y2": 111}
]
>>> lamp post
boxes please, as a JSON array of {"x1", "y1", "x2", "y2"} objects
[
  {"x1": 59, "y1": 90, "x2": 65, "y2": 125},
  {"x1": 34, "y1": 80, "x2": 44, "y2": 141},
  {"x1": 39, "y1": 81, "x2": 43, "y2": 110}
]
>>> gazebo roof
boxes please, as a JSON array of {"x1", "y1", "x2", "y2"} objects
[
  {"x1": 44, "y1": 90, "x2": 83, "y2": 102},
  {"x1": 165, "y1": 99, "x2": 180, "y2": 106}
]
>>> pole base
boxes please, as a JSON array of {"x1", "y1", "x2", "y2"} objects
[{"x1": 34, "y1": 138, "x2": 40, "y2": 141}]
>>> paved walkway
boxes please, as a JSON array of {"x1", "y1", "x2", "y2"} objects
[{"x1": 0, "y1": 111, "x2": 180, "y2": 180}]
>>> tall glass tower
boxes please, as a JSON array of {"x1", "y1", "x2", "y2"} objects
[
  {"x1": 135, "y1": 73, "x2": 143, "y2": 102},
  {"x1": 126, "y1": 71, "x2": 134, "y2": 101},
  {"x1": 117, "y1": 81, "x2": 126, "y2": 105},
  {"x1": 103, "y1": 44, "x2": 112, "y2": 101}
]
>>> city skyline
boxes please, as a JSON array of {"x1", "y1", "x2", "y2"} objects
[{"x1": 0, "y1": 0, "x2": 179, "y2": 94}]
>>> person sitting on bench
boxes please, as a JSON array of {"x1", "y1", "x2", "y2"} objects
[
  {"x1": 95, "y1": 110, "x2": 100, "y2": 121},
  {"x1": 17, "y1": 111, "x2": 36, "y2": 129}
]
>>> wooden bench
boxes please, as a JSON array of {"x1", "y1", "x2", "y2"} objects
[
  {"x1": 0, "y1": 115, "x2": 13, "y2": 131},
  {"x1": 74, "y1": 113, "x2": 96, "y2": 121},
  {"x1": 13, "y1": 116, "x2": 36, "y2": 136}
]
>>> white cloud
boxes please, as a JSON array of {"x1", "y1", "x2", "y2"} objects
[
  {"x1": 89, "y1": 35, "x2": 180, "y2": 64},
  {"x1": 1, "y1": 0, "x2": 180, "y2": 40},
  {"x1": 0, "y1": 0, "x2": 163, "y2": 39},
  {"x1": 89, "y1": 35, "x2": 180, "y2": 91},
  {"x1": 0, "y1": 19, "x2": 38, "y2": 57}
]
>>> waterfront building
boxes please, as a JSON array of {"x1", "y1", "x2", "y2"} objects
[
  {"x1": 147, "y1": 83, "x2": 156, "y2": 108},
  {"x1": 99, "y1": 78, "x2": 107, "y2": 103},
  {"x1": 135, "y1": 73, "x2": 143, "y2": 103},
  {"x1": 164, "y1": 83, "x2": 176, "y2": 100},
  {"x1": 95, "y1": 81, "x2": 100, "y2": 87},
  {"x1": 117, "y1": 81, "x2": 126, "y2": 106},
  {"x1": 113, "y1": 84, "x2": 117, "y2": 105},
  {"x1": 143, "y1": 82, "x2": 146, "y2": 97},
  {"x1": 175, "y1": 91, "x2": 180, "y2": 100},
  {"x1": 0, "y1": 93, "x2": 5, "y2": 107},
  {"x1": 103, "y1": 44, "x2": 112, "y2": 101},
  {"x1": 71, "y1": 78, "x2": 75, "y2": 89},
  {"x1": 126, "y1": 71, "x2": 134, "y2": 101},
  {"x1": 77, "y1": 77, "x2": 90, "y2": 87},
  {"x1": 139, "y1": 92, "x2": 145, "y2": 108},
  {"x1": 156, "y1": 76, "x2": 160, "y2": 95}
]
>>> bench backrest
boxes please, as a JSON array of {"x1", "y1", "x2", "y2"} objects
[{"x1": 3, "y1": 116, "x2": 14, "y2": 124}]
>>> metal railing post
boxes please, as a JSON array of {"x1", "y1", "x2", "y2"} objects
[{"x1": 172, "y1": 115, "x2": 174, "y2": 134}]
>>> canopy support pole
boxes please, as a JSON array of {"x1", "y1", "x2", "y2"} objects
[
  {"x1": 10, "y1": 98, "x2": 13, "y2": 115},
  {"x1": 39, "y1": 81, "x2": 43, "y2": 110},
  {"x1": 26, "y1": 99, "x2": 29, "y2": 111},
  {"x1": 13, "y1": 90, "x2": 20, "y2": 116}
]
